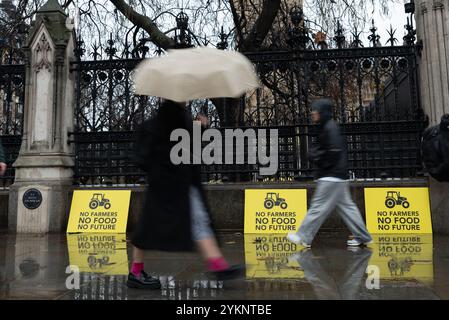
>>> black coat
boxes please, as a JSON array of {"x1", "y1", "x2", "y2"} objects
[
  {"x1": 131, "y1": 101, "x2": 209, "y2": 251},
  {"x1": 422, "y1": 121, "x2": 449, "y2": 182},
  {"x1": 309, "y1": 99, "x2": 349, "y2": 180}
]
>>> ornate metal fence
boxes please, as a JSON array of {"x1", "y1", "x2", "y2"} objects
[
  {"x1": 0, "y1": 46, "x2": 25, "y2": 188},
  {"x1": 69, "y1": 16, "x2": 427, "y2": 186}
]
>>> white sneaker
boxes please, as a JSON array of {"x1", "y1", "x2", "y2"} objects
[
  {"x1": 347, "y1": 239, "x2": 373, "y2": 247},
  {"x1": 286, "y1": 233, "x2": 312, "y2": 248}
]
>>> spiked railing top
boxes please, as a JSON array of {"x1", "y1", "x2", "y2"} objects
[{"x1": 72, "y1": 8, "x2": 418, "y2": 59}]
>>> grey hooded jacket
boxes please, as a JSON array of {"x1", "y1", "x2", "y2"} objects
[{"x1": 309, "y1": 99, "x2": 349, "y2": 180}]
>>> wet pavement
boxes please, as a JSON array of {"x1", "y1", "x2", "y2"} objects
[{"x1": 0, "y1": 231, "x2": 448, "y2": 300}]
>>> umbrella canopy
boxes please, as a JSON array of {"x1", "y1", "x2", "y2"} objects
[{"x1": 133, "y1": 47, "x2": 260, "y2": 102}]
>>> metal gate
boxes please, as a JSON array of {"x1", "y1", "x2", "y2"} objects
[
  {"x1": 69, "y1": 17, "x2": 427, "y2": 186},
  {"x1": 0, "y1": 45, "x2": 25, "y2": 189}
]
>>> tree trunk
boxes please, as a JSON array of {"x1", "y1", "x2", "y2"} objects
[{"x1": 211, "y1": 98, "x2": 242, "y2": 127}]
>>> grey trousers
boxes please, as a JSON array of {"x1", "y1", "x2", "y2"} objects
[
  {"x1": 293, "y1": 248, "x2": 372, "y2": 300},
  {"x1": 296, "y1": 181, "x2": 372, "y2": 245},
  {"x1": 190, "y1": 186, "x2": 214, "y2": 241}
]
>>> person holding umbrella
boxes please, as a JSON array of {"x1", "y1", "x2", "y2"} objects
[{"x1": 127, "y1": 47, "x2": 260, "y2": 289}]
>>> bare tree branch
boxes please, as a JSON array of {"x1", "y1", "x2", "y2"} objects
[{"x1": 109, "y1": 0, "x2": 175, "y2": 50}]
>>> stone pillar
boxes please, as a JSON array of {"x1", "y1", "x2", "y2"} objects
[
  {"x1": 416, "y1": 0, "x2": 449, "y2": 235},
  {"x1": 8, "y1": 0, "x2": 75, "y2": 233},
  {"x1": 416, "y1": 0, "x2": 449, "y2": 125}
]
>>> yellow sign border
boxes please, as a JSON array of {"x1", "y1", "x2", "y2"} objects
[
  {"x1": 67, "y1": 190, "x2": 131, "y2": 234},
  {"x1": 364, "y1": 187, "x2": 432, "y2": 234},
  {"x1": 244, "y1": 189, "x2": 308, "y2": 234}
]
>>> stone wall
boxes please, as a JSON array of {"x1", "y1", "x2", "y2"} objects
[
  {"x1": 201, "y1": 180, "x2": 430, "y2": 232},
  {"x1": 2, "y1": 179, "x2": 440, "y2": 233},
  {"x1": 61, "y1": 179, "x2": 429, "y2": 233}
]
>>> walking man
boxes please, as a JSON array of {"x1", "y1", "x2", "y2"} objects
[{"x1": 287, "y1": 99, "x2": 372, "y2": 248}]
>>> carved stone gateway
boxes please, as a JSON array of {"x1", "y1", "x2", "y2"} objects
[{"x1": 8, "y1": 0, "x2": 76, "y2": 233}]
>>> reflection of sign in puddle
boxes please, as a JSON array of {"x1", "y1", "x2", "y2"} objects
[
  {"x1": 67, "y1": 234, "x2": 129, "y2": 275},
  {"x1": 368, "y1": 234, "x2": 433, "y2": 285},
  {"x1": 245, "y1": 234, "x2": 304, "y2": 279}
]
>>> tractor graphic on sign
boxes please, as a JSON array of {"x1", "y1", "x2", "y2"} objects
[
  {"x1": 89, "y1": 194, "x2": 111, "y2": 210},
  {"x1": 87, "y1": 254, "x2": 115, "y2": 269},
  {"x1": 264, "y1": 193, "x2": 288, "y2": 210},
  {"x1": 385, "y1": 191, "x2": 410, "y2": 209},
  {"x1": 388, "y1": 256, "x2": 413, "y2": 276}
]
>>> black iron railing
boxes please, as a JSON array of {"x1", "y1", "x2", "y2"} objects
[
  {"x1": 71, "y1": 44, "x2": 422, "y2": 130},
  {"x1": 69, "y1": 120, "x2": 427, "y2": 186},
  {"x1": 0, "y1": 62, "x2": 25, "y2": 136},
  {"x1": 65, "y1": 13, "x2": 427, "y2": 185},
  {"x1": 0, "y1": 8, "x2": 427, "y2": 187},
  {"x1": 0, "y1": 55, "x2": 25, "y2": 188},
  {"x1": 69, "y1": 43, "x2": 426, "y2": 185}
]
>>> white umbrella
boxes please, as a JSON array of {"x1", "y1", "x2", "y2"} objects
[{"x1": 133, "y1": 47, "x2": 260, "y2": 102}]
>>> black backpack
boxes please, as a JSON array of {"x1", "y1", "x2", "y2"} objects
[{"x1": 421, "y1": 119, "x2": 449, "y2": 182}]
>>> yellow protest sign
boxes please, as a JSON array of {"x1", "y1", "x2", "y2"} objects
[
  {"x1": 368, "y1": 234, "x2": 433, "y2": 285},
  {"x1": 244, "y1": 189, "x2": 307, "y2": 234},
  {"x1": 67, "y1": 190, "x2": 131, "y2": 233},
  {"x1": 67, "y1": 233, "x2": 129, "y2": 275},
  {"x1": 244, "y1": 234, "x2": 305, "y2": 279},
  {"x1": 364, "y1": 188, "x2": 432, "y2": 234}
]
